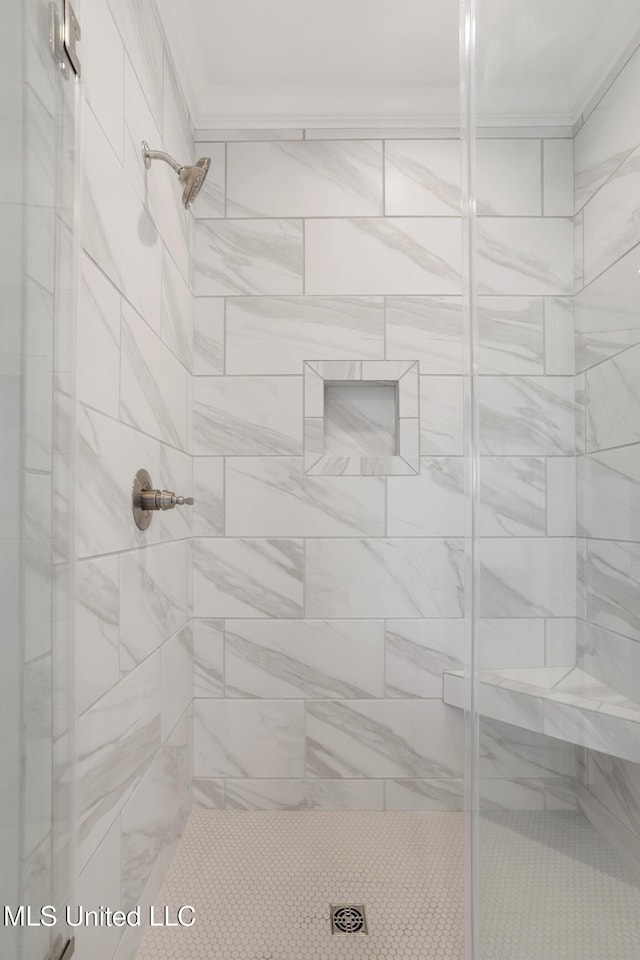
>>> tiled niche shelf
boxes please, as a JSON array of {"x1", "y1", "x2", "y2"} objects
[
  {"x1": 303, "y1": 360, "x2": 419, "y2": 476},
  {"x1": 444, "y1": 667, "x2": 640, "y2": 765}
]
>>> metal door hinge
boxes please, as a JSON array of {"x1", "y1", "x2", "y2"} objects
[{"x1": 49, "y1": 0, "x2": 81, "y2": 78}]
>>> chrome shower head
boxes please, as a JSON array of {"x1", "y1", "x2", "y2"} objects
[{"x1": 141, "y1": 140, "x2": 211, "y2": 209}]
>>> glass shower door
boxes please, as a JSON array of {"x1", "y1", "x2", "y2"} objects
[{"x1": 1, "y1": 1, "x2": 78, "y2": 958}]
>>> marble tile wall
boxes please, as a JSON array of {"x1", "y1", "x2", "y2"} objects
[
  {"x1": 74, "y1": 2, "x2": 194, "y2": 958},
  {"x1": 574, "y1": 41, "x2": 640, "y2": 875},
  {"x1": 192, "y1": 129, "x2": 577, "y2": 812}
]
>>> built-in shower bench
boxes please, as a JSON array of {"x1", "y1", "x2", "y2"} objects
[{"x1": 443, "y1": 666, "x2": 640, "y2": 764}]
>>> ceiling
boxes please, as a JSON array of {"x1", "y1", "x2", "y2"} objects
[{"x1": 156, "y1": 0, "x2": 640, "y2": 129}]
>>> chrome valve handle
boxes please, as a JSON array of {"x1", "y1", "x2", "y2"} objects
[{"x1": 132, "y1": 469, "x2": 194, "y2": 530}]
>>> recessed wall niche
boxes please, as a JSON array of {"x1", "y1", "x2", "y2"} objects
[{"x1": 303, "y1": 360, "x2": 419, "y2": 476}]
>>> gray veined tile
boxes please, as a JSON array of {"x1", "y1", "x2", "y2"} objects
[
  {"x1": 385, "y1": 296, "x2": 463, "y2": 374},
  {"x1": 387, "y1": 458, "x2": 466, "y2": 536},
  {"x1": 477, "y1": 296, "x2": 544, "y2": 374},
  {"x1": 419, "y1": 376, "x2": 464, "y2": 455},
  {"x1": 544, "y1": 297, "x2": 575, "y2": 375},
  {"x1": 479, "y1": 538, "x2": 576, "y2": 618},
  {"x1": 479, "y1": 717, "x2": 576, "y2": 780},
  {"x1": 161, "y1": 246, "x2": 193, "y2": 371},
  {"x1": 193, "y1": 538, "x2": 303, "y2": 619},
  {"x1": 194, "y1": 219, "x2": 304, "y2": 296},
  {"x1": 225, "y1": 619, "x2": 384, "y2": 699},
  {"x1": 578, "y1": 446, "x2": 640, "y2": 540},
  {"x1": 194, "y1": 298, "x2": 225, "y2": 375},
  {"x1": 305, "y1": 218, "x2": 462, "y2": 296},
  {"x1": 225, "y1": 457, "x2": 385, "y2": 537},
  {"x1": 194, "y1": 700, "x2": 304, "y2": 778},
  {"x1": 120, "y1": 302, "x2": 189, "y2": 450},
  {"x1": 575, "y1": 245, "x2": 640, "y2": 372},
  {"x1": 479, "y1": 376, "x2": 575, "y2": 456},
  {"x1": 77, "y1": 654, "x2": 160, "y2": 873},
  {"x1": 384, "y1": 140, "x2": 461, "y2": 216},
  {"x1": 193, "y1": 376, "x2": 303, "y2": 456},
  {"x1": 193, "y1": 620, "x2": 224, "y2": 698},
  {"x1": 478, "y1": 457, "x2": 546, "y2": 537},
  {"x1": 119, "y1": 542, "x2": 188, "y2": 673},
  {"x1": 225, "y1": 296, "x2": 384, "y2": 374},
  {"x1": 224, "y1": 779, "x2": 383, "y2": 811},
  {"x1": 477, "y1": 218, "x2": 573, "y2": 295},
  {"x1": 384, "y1": 779, "x2": 464, "y2": 811},
  {"x1": 385, "y1": 620, "x2": 464, "y2": 698},
  {"x1": 193, "y1": 457, "x2": 224, "y2": 536},
  {"x1": 305, "y1": 538, "x2": 464, "y2": 619},
  {"x1": 193, "y1": 779, "x2": 225, "y2": 809},
  {"x1": 305, "y1": 700, "x2": 464, "y2": 779},
  {"x1": 578, "y1": 622, "x2": 640, "y2": 709},
  {"x1": 585, "y1": 342, "x2": 640, "y2": 452},
  {"x1": 583, "y1": 142, "x2": 640, "y2": 283},
  {"x1": 574, "y1": 45, "x2": 640, "y2": 210},
  {"x1": 76, "y1": 556, "x2": 120, "y2": 715},
  {"x1": 478, "y1": 619, "x2": 546, "y2": 669},
  {"x1": 587, "y1": 540, "x2": 640, "y2": 643},
  {"x1": 227, "y1": 140, "x2": 383, "y2": 217},
  {"x1": 160, "y1": 624, "x2": 193, "y2": 741},
  {"x1": 77, "y1": 253, "x2": 121, "y2": 418},
  {"x1": 107, "y1": 0, "x2": 164, "y2": 126}
]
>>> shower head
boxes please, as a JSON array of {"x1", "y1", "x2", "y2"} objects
[{"x1": 141, "y1": 140, "x2": 211, "y2": 209}]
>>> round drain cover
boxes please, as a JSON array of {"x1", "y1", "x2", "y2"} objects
[{"x1": 331, "y1": 906, "x2": 366, "y2": 934}]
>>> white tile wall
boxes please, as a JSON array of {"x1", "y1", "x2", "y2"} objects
[
  {"x1": 190, "y1": 127, "x2": 582, "y2": 817},
  {"x1": 74, "y1": 4, "x2": 194, "y2": 955}
]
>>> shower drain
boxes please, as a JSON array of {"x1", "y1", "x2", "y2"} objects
[{"x1": 330, "y1": 904, "x2": 368, "y2": 935}]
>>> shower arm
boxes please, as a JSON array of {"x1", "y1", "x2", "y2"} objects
[{"x1": 141, "y1": 141, "x2": 183, "y2": 176}]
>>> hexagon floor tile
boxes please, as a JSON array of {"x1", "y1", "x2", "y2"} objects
[{"x1": 135, "y1": 810, "x2": 640, "y2": 960}]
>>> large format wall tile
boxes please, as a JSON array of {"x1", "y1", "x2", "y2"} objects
[
  {"x1": 419, "y1": 376, "x2": 464, "y2": 455},
  {"x1": 76, "y1": 557, "x2": 120, "y2": 715},
  {"x1": 305, "y1": 218, "x2": 462, "y2": 295},
  {"x1": 77, "y1": 406, "x2": 159, "y2": 558},
  {"x1": 385, "y1": 620, "x2": 464, "y2": 698},
  {"x1": 587, "y1": 540, "x2": 640, "y2": 642},
  {"x1": 225, "y1": 620, "x2": 384, "y2": 699},
  {"x1": 194, "y1": 299, "x2": 225, "y2": 375},
  {"x1": 77, "y1": 253, "x2": 121, "y2": 419},
  {"x1": 161, "y1": 247, "x2": 193, "y2": 371},
  {"x1": 305, "y1": 700, "x2": 464, "y2": 779},
  {"x1": 477, "y1": 297, "x2": 544, "y2": 374},
  {"x1": 194, "y1": 700, "x2": 304, "y2": 778},
  {"x1": 583, "y1": 143, "x2": 640, "y2": 283},
  {"x1": 384, "y1": 139, "x2": 541, "y2": 216},
  {"x1": 77, "y1": 654, "x2": 160, "y2": 872},
  {"x1": 224, "y1": 778, "x2": 383, "y2": 811},
  {"x1": 387, "y1": 458, "x2": 465, "y2": 536},
  {"x1": 160, "y1": 624, "x2": 193, "y2": 740},
  {"x1": 120, "y1": 302, "x2": 188, "y2": 450},
  {"x1": 225, "y1": 296, "x2": 384, "y2": 374},
  {"x1": 193, "y1": 376, "x2": 303, "y2": 456},
  {"x1": 225, "y1": 457, "x2": 385, "y2": 537},
  {"x1": 193, "y1": 620, "x2": 224, "y2": 698},
  {"x1": 477, "y1": 218, "x2": 573, "y2": 295},
  {"x1": 479, "y1": 377, "x2": 574, "y2": 455},
  {"x1": 227, "y1": 140, "x2": 383, "y2": 217},
  {"x1": 195, "y1": 219, "x2": 304, "y2": 296},
  {"x1": 479, "y1": 538, "x2": 576, "y2": 618},
  {"x1": 385, "y1": 297, "x2": 463, "y2": 373},
  {"x1": 305, "y1": 538, "x2": 464, "y2": 618},
  {"x1": 193, "y1": 538, "x2": 303, "y2": 618},
  {"x1": 574, "y1": 46, "x2": 640, "y2": 210},
  {"x1": 575, "y1": 245, "x2": 640, "y2": 372},
  {"x1": 82, "y1": 107, "x2": 161, "y2": 329},
  {"x1": 120, "y1": 542, "x2": 188, "y2": 672},
  {"x1": 579, "y1": 447, "x2": 640, "y2": 540},
  {"x1": 585, "y1": 342, "x2": 640, "y2": 452},
  {"x1": 579, "y1": 622, "x2": 640, "y2": 707},
  {"x1": 478, "y1": 457, "x2": 546, "y2": 537}
]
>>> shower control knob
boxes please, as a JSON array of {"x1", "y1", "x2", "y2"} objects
[
  {"x1": 140, "y1": 489, "x2": 195, "y2": 511},
  {"x1": 132, "y1": 469, "x2": 194, "y2": 530}
]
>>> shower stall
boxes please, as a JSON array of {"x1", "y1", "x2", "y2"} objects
[{"x1": 2, "y1": 0, "x2": 640, "y2": 958}]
